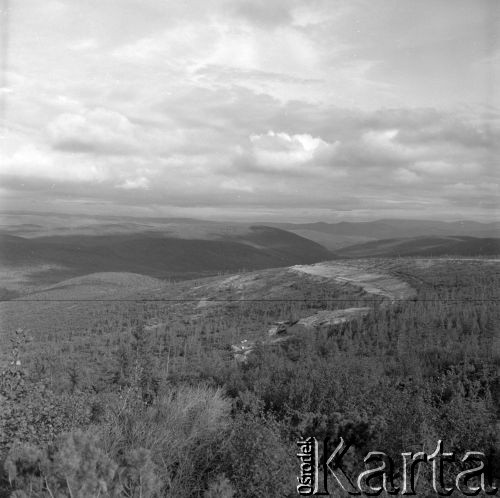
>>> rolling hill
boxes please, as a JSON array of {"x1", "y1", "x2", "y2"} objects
[
  {"x1": 2, "y1": 213, "x2": 499, "y2": 292},
  {"x1": 270, "y1": 219, "x2": 500, "y2": 238},
  {"x1": 0, "y1": 226, "x2": 334, "y2": 289},
  {"x1": 266, "y1": 219, "x2": 500, "y2": 250},
  {"x1": 334, "y1": 235, "x2": 500, "y2": 258}
]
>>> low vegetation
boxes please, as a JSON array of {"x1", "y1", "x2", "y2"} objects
[{"x1": 1, "y1": 259, "x2": 499, "y2": 496}]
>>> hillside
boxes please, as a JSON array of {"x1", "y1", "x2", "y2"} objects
[
  {"x1": 0, "y1": 258, "x2": 422, "y2": 363},
  {"x1": 278, "y1": 229, "x2": 375, "y2": 251},
  {"x1": 1, "y1": 257, "x2": 499, "y2": 496},
  {"x1": 2, "y1": 213, "x2": 500, "y2": 292},
  {"x1": 0, "y1": 227, "x2": 333, "y2": 290},
  {"x1": 335, "y1": 235, "x2": 500, "y2": 258},
  {"x1": 255, "y1": 219, "x2": 499, "y2": 251},
  {"x1": 269, "y1": 219, "x2": 500, "y2": 239}
]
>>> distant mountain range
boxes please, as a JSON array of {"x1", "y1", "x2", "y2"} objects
[
  {"x1": 265, "y1": 219, "x2": 500, "y2": 250},
  {"x1": 334, "y1": 235, "x2": 500, "y2": 258},
  {"x1": 2, "y1": 212, "x2": 498, "y2": 240},
  {"x1": 0, "y1": 213, "x2": 499, "y2": 291},
  {"x1": 270, "y1": 219, "x2": 500, "y2": 257},
  {"x1": 0, "y1": 226, "x2": 333, "y2": 286}
]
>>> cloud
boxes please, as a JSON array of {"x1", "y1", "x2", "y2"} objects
[
  {"x1": 1, "y1": 0, "x2": 499, "y2": 220},
  {"x1": 228, "y1": 0, "x2": 295, "y2": 27},
  {"x1": 411, "y1": 160, "x2": 482, "y2": 177},
  {"x1": 2, "y1": 97, "x2": 498, "y2": 221},
  {"x1": 394, "y1": 168, "x2": 421, "y2": 185},
  {"x1": 444, "y1": 182, "x2": 500, "y2": 210},
  {"x1": 220, "y1": 179, "x2": 254, "y2": 193},
  {"x1": 48, "y1": 108, "x2": 139, "y2": 155},
  {"x1": 117, "y1": 177, "x2": 151, "y2": 190},
  {"x1": 247, "y1": 130, "x2": 339, "y2": 172},
  {"x1": 0, "y1": 145, "x2": 109, "y2": 183},
  {"x1": 68, "y1": 38, "x2": 99, "y2": 51},
  {"x1": 359, "y1": 128, "x2": 414, "y2": 163}
]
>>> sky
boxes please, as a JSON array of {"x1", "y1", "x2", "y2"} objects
[{"x1": 0, "y1": 0, "x2": 499, "y2": 222}]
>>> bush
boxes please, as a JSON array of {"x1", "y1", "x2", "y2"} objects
[
  {"x1": 204, "y1": 474, "x2": 235, "y2": 498},
  {"x1": 99, "y1": 384, "x2": 231, "y2": 497},
  {"x1": 5, "y1": 431, "x2": 117, "y2": 497},
  {"x1": 220, "y1": 411, "x2": 296, "y2": 498},
  {"x1": 117, "y1": 448, "x2": 162, "y2": 498}
]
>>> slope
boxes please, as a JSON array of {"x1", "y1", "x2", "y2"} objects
[
  {"x1": 0, "y1": 227, "x2": 333, "y2": 288},
  {"x1": 335, "y1": 235, "x2": 500, "y2": 258}
]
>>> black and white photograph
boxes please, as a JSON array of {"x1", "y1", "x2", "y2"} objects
[{"x1": 0, "y1": 0, "x2": 499, "y2": 496}]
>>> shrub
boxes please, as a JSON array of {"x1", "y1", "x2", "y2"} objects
[
  {"x1": 117, "y1": 448, "x2": 162, "y2": 498},
  {"x1": 220, "y1": 411, "x2": 296, "y2": 498},
  {"x1": 5, "y1": 431, "x2": 117, "y2": 497},
  {"x1": 0, "y1": 329, "x2": 93, "y2": 451},
  {"x1": 99, "y1": 384, "x2": 231, "y2": 497},
  {"x1": 204, "y1": 474, "x2": 235, "y2": 498}
]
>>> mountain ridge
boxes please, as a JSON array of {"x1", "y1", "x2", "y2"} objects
[
  {"x1": 334, "y1": 235, "x2": 500, "y2": 258},
  {"x1": 0, "y1": 227, "x2": 334, "y2": 288}
]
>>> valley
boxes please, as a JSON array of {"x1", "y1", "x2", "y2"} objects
[{"x1": 1, "y1": 214, "x2": 499, "y2": 496}]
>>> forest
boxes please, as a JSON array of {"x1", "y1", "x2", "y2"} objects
[{"x1": 1, "y1": 259, "x2": 499, "y2": 496}]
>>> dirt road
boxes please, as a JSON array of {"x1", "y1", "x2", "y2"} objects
[{"x1": 290, "y1": 261, "x2": 416, "y2": 302}]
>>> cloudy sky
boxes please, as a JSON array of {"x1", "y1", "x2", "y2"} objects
[{"x1": 0, "y1": 0, "x2": 499, "y2": 221}]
